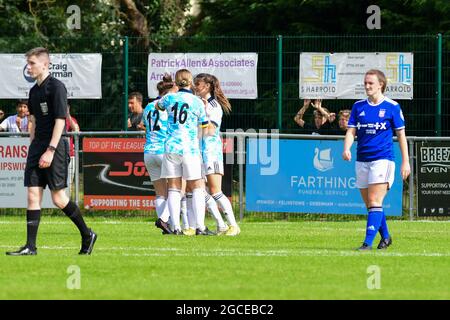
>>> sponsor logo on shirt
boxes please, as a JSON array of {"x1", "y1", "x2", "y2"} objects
[
  {"x1": 40, "y1": 102, "x2": 48, "y2": 115},
  {"x1": 356, "y1": 122, "x2": 387, "y2": 134}
]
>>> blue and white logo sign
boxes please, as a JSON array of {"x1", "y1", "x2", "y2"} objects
[
  {"x1": 300, "y1": 52, "x2": 413, "y2": 99},
  {"x1": 246, "y1": 139, "x2": 403, "y2": 216},
  {"x1": 313, "y1": 147, "x2": 334, "y2": 172}
]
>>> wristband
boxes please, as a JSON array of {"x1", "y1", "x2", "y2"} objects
[{"x1": 47, "y1": 145, "x2": 57, "y2": 152}]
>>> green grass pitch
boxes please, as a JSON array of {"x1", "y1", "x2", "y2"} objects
[{"x1": 0, "y1": 215, "x2": 449, "y2": 300}]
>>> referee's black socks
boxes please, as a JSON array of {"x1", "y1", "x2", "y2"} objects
[
  {"x1": 62, "y1": 201, "x2": 91, "y2": 238},
  {"x1": 26, "y1": 209, "x2": 41, "y2": 250}
]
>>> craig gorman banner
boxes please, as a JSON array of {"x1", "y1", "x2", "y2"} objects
[
  {"x1": 299, "y1": 52, "x2": 413, "y2": 99},
  {"x1": 0, "y1": 53, "x2": 102, "y2": 99},
  {"x1": 148, "y1": 53, "x2": 258, "y2": 99}
]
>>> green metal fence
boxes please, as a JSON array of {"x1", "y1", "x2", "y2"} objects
[{"x1": 0, "y1": 35, "x2": 448, "y2": 136}]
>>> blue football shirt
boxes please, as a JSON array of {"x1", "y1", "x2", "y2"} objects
[{"x1": 348, "y1": 97, "x2": 405, "y2": 162}]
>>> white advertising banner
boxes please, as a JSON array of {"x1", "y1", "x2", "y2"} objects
[
  {"x1": 299, "y1": 52, "x2": 413, "y2": 99},
  {"x1": 0, "y1": 138, "x2": 69, "y2": 208},
  {"x1": 0, "y1": 53, "x2": 102, "y2": 99},
  {"x1": 148, "y1": 53, "x2": 258, "y2": 99}
]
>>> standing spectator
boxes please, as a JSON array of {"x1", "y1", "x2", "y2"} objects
[
  {"x1": 0, "y1": 100, "x2": 30, "y2": 133},
  {"x1": 337, "y1": 109, "x2": 351, "y2": 133},
  {"x1": 343, "y1": 69, "x2": 410, "y2": 251},
  {"x1": 294, "y1": 99, "x2": 332, "y2": 135},
  {"x1": 327, "y1": 111, "x2": 339, "y2": 132},
  {"x1": 127, "y1": 92, "x2": 144, "y2": 131},
  {"x1": 6, "y1": 47, "x2": 97, "y2": 256},
  {"x1": 66, "y1": 104, "x2": 79, "y2": 186}
]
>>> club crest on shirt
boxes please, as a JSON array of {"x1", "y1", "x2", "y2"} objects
[
  {"x1": 40, "y1": 102, "x2": 48, "y2": 115},
  {"x1": 378, "y1": 109, "x2": 386, "y2": 118}
]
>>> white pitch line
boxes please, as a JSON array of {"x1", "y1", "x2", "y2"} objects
[
  {"x1": 121, "y1": 251, "x2": 450, "y2": 257},
  {"x1": 0, "y1": 245, "x2": 448, "y2": 257},
  {"x1": 1, "y1": 220, "x2": 448, "y2": 235}
]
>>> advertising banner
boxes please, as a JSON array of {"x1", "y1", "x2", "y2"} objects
[
  {"x1": 0, "y1": 137, "x2": 59, "y2": 208},
  {"x1": 148, "y1": 53, "x2": 258, "y2": 99},
  {"x1": 416, "y1": 142, "x2": 450, "y2": 216},
  {"x1": 83, "y1": 138, "x2": 153, "y2": 210},
  {"x1": 83, "y1": 137, "x2": 233, "y2": 210},
  {"x1": 0, "y1": 53, "x2": 102, "y2": 99},
  {"x1": 246, "y1": 139, "x2": 403, "y2": 215},
  {"x1": 299, "y1": 52, "x2": 413, "y2": 99}
]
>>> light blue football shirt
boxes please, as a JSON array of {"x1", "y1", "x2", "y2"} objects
[
  {"x1": 143, "y1": 98, "x2": 168, "y2": 155},
  {"x1": 158, "y1": 89, "x2": 208, "y2": 156}
]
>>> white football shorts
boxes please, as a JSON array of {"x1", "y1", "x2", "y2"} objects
[
  {"x1": 202, "y1": 160, "x2": 224, "y2": 176},
  {"x1": 144, "y1": 153, "x2": 164, "y2": 181},
  {"x1": 161, "y1": 153, "x2": 203, "y2": 181},
  {"x1": 355, "y1": 159, "x2": 395, "y2": 189}
]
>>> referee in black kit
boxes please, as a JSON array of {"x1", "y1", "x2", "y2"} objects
[{"x1": 6, "y1": 47, "x2": 97, "y2": 256}]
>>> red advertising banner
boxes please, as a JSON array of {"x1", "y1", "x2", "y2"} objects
[
  {"x1": 83, "y1": 137, "x2": 233, "y2": 210},
  {"x1": 83, "y1": 137, "x2": 155, "y2": 210}
]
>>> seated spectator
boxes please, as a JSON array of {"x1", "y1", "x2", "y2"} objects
[
  {"x1": 127, "y1": 91, "x2": 145, "y2": 131},
  {"x1": 294, "y1": 99, "x2": 333, "y2": 135},
  {"x1": 0, "y1": 109, "x2": 5, "y2": 122},
  {"x1": 0, "y1": 100, "x2": 30, "y2": 133}
]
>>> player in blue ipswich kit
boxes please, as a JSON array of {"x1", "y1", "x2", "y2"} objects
[
  {"x1": 142, "y1": 74, "x2": 176, "y2": 235},
  {"x1": 157, "y1": 69, "x2": 213, "y2": 235},
  {"x1": 343, "y1": 69, "x2": 410, "y2": 251},
  {"x1": 194, "y1": 73, "x2": 240, "y2": 236}
]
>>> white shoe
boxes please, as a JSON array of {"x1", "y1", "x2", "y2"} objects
[
  {"x1": 216, "y1": 225, "x2": 229, "y2": 236},
  {"x1": 182, "y1": 228, "x2": 196, "y2": 236},
  {"x1": 225, "y1": 225, "x2": 240, "y2": 236}
]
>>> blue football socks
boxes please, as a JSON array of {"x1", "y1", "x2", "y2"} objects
[
  {"x1": 378, "y1": 210, "x2": 390, "y2": 240},
  {"x1": 363, "y1": 207, "x2": 383, "y2": 246}
]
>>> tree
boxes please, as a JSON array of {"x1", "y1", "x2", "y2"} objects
[
  {"x1": 0, "y1": 0, "x2": 192, "y2": 52},
  {"x1": 0, "y1": 0, "x2": 192, "y2": 130},
  {"x1": 190, "y1": 0, "x2": 450, "y2": 36}
]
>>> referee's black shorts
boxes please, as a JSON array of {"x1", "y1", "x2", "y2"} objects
[{"x1": 24, "y1": 138, "x2": 70, "y2": 190}]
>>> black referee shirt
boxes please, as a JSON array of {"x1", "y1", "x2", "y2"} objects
[{"x1": 28, "y1": 75, "x2": 67, "y2": 142}]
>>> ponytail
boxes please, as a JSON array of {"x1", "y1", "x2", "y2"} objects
[
  {"x1": 211, "y1": 75, "x2": 231, "y2": 115},
  {"x1": 194, "y1": 73, "x2": 231, "y2": 115},
  {"x1": 175, "y1": 69, "x2": 193, "y2": 88},
  {"x1": 156, "y1": 73, "x2": 174, "y2": 95}
]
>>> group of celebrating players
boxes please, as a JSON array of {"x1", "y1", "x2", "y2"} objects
[{"x1": 141, "y1": 69, "x2": 240, "y2": 236}]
